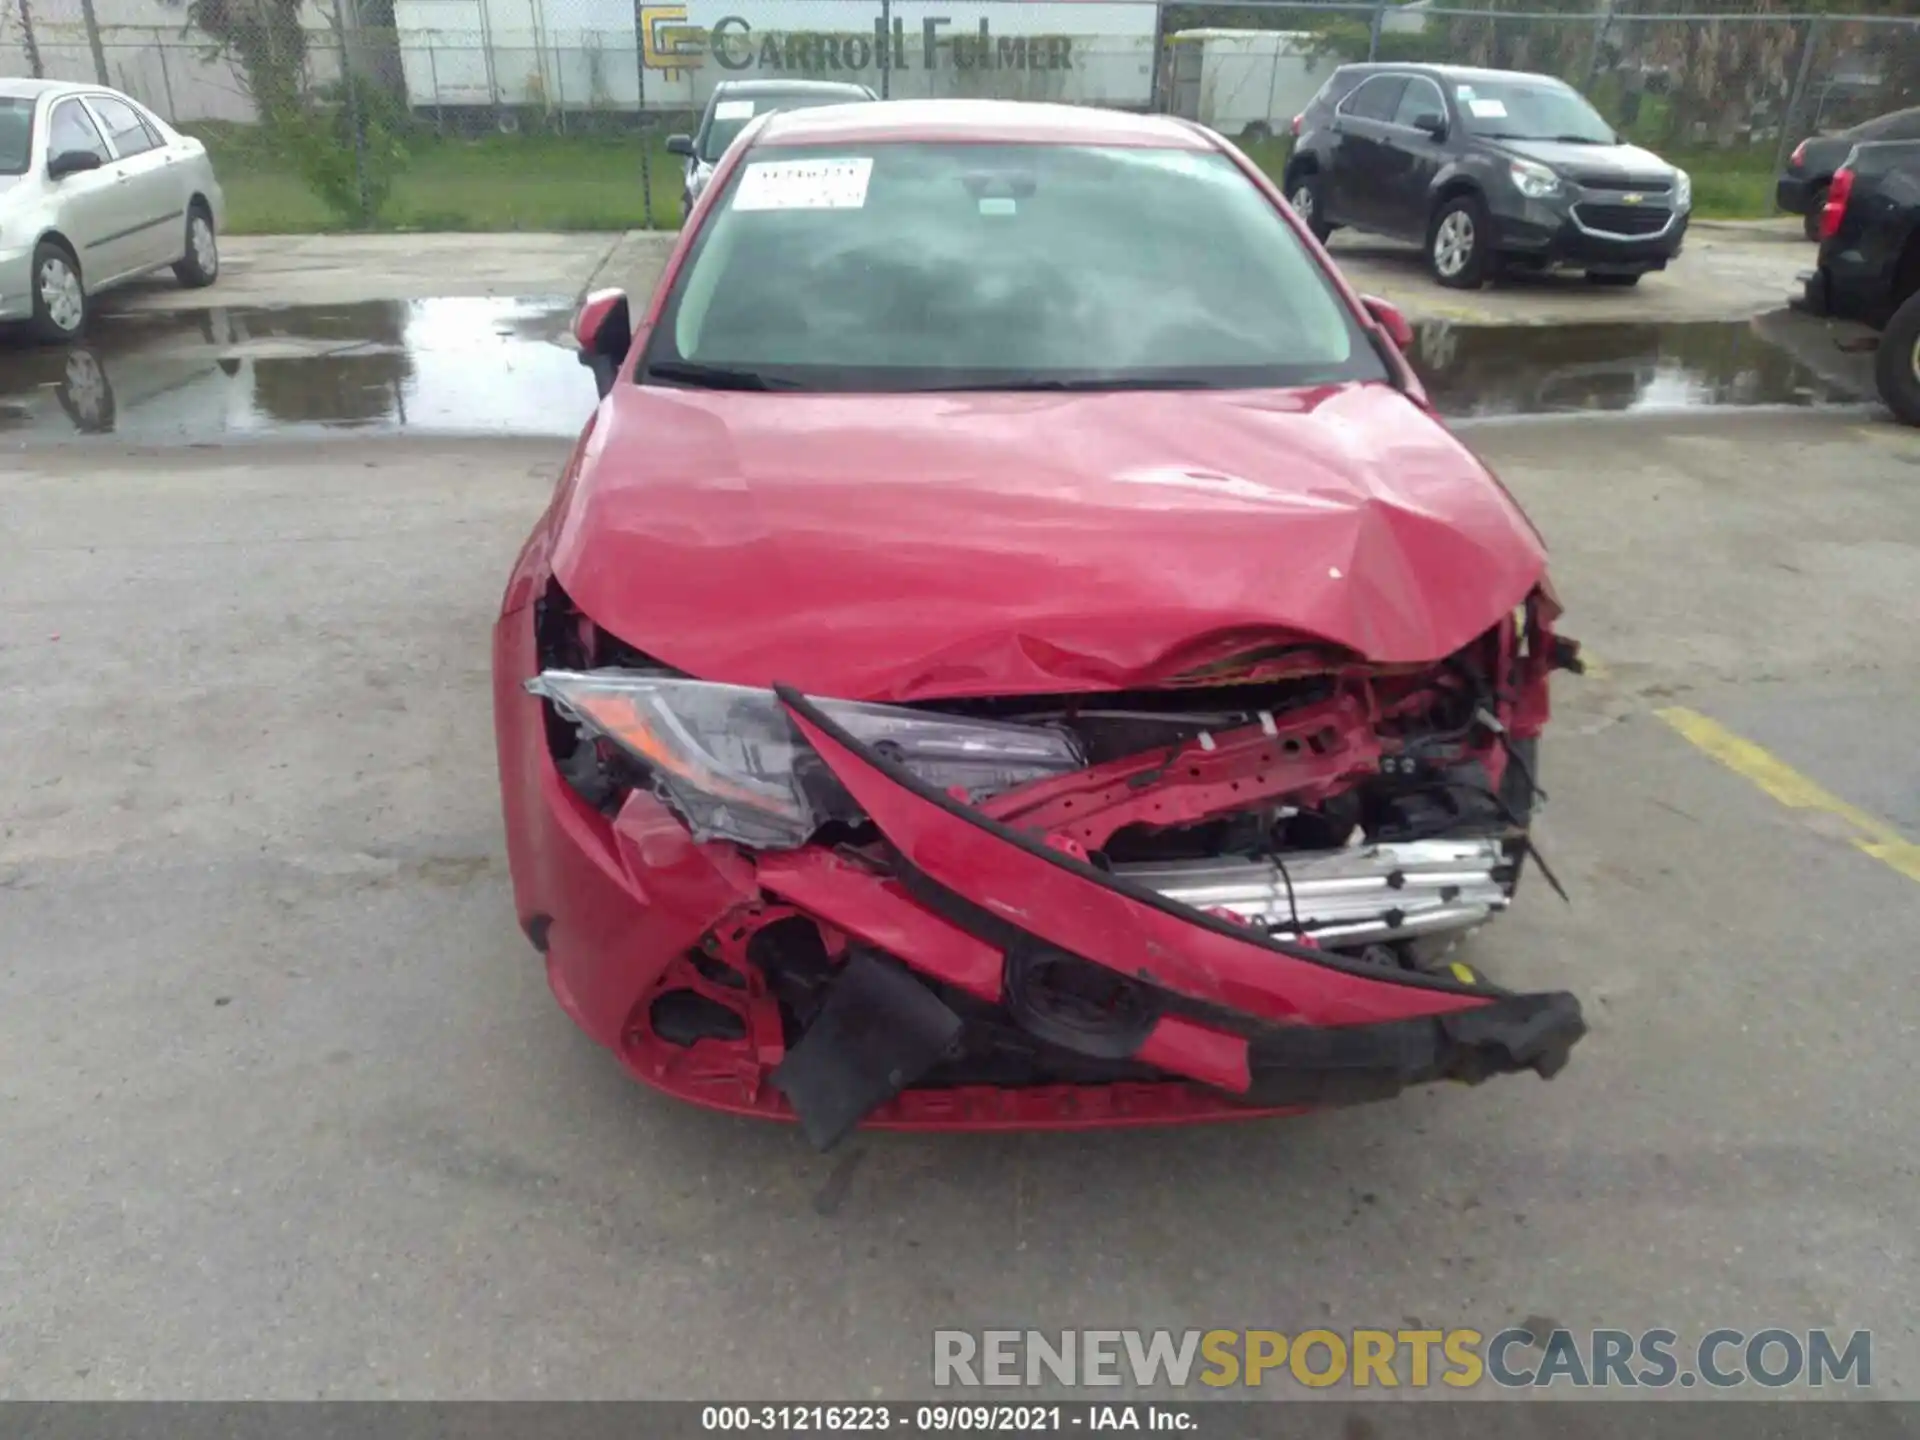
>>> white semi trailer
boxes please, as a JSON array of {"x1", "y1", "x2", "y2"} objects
[
  {"x1": 1163, "y1": 28, "x2": 1343, "y2": 141},
  {"x1": 389, "y1": 0, "x2": 1160, "y2": 117}
]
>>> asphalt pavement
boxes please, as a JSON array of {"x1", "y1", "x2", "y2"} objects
[{"x1": 3, "y1": 409, "x2": 1917, "y2": 1399}]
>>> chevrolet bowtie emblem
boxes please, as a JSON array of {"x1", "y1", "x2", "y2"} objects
[{"x1": 1622, "y1": 192, "x2": 1644, "y2": 203}]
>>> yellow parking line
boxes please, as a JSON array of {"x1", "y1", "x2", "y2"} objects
[{"x1": 1656, "y1": 706, "x2": 1920, "y2": 885}]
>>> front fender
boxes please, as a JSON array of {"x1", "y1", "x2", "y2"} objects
[{"x1": 1428, "y1": 159, "x2": 1491, "y2": 212}]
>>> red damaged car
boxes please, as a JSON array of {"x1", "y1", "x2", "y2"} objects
[{"x1": 495, "y1": 100, "x2": 1586, "y2": 1150}]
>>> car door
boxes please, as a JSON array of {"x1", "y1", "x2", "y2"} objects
[
  {"x1": 40, "y1": 98, "x2": 129, "y2": 278},
  {"x1": 1382, "y1": 75, "x2": 1452, "y2": 235},
  {"x1": 1325, "y1": 75, "x2": 1409, "y2": 232},
  {"x1": 81, "y1": 93, "x2": 185, "y2": 275}
]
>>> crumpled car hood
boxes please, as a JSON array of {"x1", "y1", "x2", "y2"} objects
[{"x1": 554, "y1": 381, "x2": 1547, "y2": 702}]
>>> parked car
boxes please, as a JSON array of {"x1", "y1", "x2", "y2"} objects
[
  {"x1": 1284, "y1": 64, "x2": 1691, "y2": 289},
  {"x1": 667, "y1": 79, "x2": 878, "y2": 218},
  {"x1": 505, "y1": 99, "x2": 1587, "y2": 1151},
  {"x1": 1792, "y1": 137, "x2": 1920, "y2": 425},
  {"x1": 0, "y1": 78, "x2": 224, "y2": 342},
  {"x1": 1778, "y1": 106, "x2": 1920, "y2": 242}
]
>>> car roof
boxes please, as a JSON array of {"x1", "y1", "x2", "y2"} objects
[
  {"x1": 1337, "y1": 62, "x2": 1570, "y2": 87},
  {"x1": 0, "y1": 77, "x2": 98, "y2": 102},
  {"x1": 755, "y1": 99, "x2": 1215, "y2": 150},
  {"x1": 714, "y1": 79, "x2": 875, "y2": 98},
  {"x1": 1847, "y1": 105, "x2": 1920, "y2": 135}
]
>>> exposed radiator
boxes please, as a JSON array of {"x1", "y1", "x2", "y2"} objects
[{"x1": 1113, "y1": 838, "x2": 1512, "y2": 947}]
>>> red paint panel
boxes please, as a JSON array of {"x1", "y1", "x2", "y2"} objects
[
  {"x1": 495, "y1": 593, "x2": 755, "y2": 1048},
  {"x1": 757, "y1": 849, "x2": 1005, "y2": 1003}
]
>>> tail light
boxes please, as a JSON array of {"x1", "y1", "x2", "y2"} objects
[
  {"x1": 1789, "y1": 139, "x2": 1808, "y2": 169},
  {"x1": 1819, "y1": 167, "x2": 1853, "y2": 241},
  {"x1": 1291, "y1": 114, "x2": 1302, "y2": 138}
]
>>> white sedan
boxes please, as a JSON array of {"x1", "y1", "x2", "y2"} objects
[{"x1": 0, "y1": 77, "x2": 225, "y2": 342}]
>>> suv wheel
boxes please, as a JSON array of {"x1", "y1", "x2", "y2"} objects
[
  {"x1": 1875, "y1": 288, "x2": 1920, "y2": 427},
  {"x1": 1287, "y1": 173, "x2": 1334, "y2": 245},
  {"x1": 1428, "y1": 194, "x2": 1491, "y2": 290}
]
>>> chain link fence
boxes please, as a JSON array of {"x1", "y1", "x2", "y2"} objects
[{"x1": 2, "y1": 0, "x2": 1915, "y2": 229}]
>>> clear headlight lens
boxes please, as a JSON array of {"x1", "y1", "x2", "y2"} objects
[
  {"x1": 1509, "y1": 159, "x2": 1561, "y2": 200},
  {"x1": 528, "y1": 671, "x2": 1085, "y2": 849},
  {"x1": 1673, "y1": 169, "x2": 1692, "y2": 210}
]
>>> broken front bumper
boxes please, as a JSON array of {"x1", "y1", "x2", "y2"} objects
[
  {"x1": 752, "y1": 691, "x2": 1584, "y2": 1149},
  {"x1": 498, "y1": 595, "x2": 1585, "y2": 1147}
]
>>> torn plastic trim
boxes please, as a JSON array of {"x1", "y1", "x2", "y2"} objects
[
  {"x1": 1240, "y1": 991, "x2": 1585, "y2": 1107},
  {"x1": 776, "y1": 685, "x2": 1511, "y2": 1020}
]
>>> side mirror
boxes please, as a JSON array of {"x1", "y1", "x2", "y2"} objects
[
  {"x1": 573, "y1": 289, "x2": 632, "y2": 400},
  {"x1": 1412, "y1": 113, "x2": 1447, "y2": 141},
  {"x1": 666, "y1": 133, "x2": 695, "y2": 159},
  {"x1": 48, "y1": 149, "x2": 103, "y2": 180},
  {"x1": 1361, "y1": 295, "x2": 1414, "y2": 352}
]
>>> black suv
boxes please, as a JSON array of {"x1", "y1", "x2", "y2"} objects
[
  {"x1": 1284, "y1": 64, "x2": 1691, "y2": 289},
  {"x1": 1792, "y1": 138, "x2": 1920, "y2": 425},
  {"x1": 1778, "y1": 107, "x2": 1920, "y2": 242}
]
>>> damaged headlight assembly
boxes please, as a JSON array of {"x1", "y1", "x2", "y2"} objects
[{"x1": 527, "y1": 670, "x2": 1084, "y2": 849}]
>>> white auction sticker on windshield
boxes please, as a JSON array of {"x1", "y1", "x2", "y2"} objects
[
  {"x1": 1468, "y1": 98, "x2": 1508, "y2": 118},
  {"x1": 713, "y1": 99, "x2": 755, "y2": 120},
  {"x1": 733, "y1": 157, "x2": 873, "y2": 211}
]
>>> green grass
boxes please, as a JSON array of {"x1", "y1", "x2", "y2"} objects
[
  {"x1": 196, "y1": 128, "x2": 689, "y2": 234},
  {"x1": 195, "y1": 124, "x2": 1780, "y2": 236},
  {"x1": 1668, "y1": 148, "x2": 1777, "y2": 221}
]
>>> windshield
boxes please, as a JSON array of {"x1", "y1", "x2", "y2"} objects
[
  {"x1": 643, "y1": 142, "x2": 1384, "y2": 393},
  {"x1": 1453, "y1": 77, "x2": 1616, "y2": 144},
  {"x1": 699, "y1": 93, "x2": 866, "y2": 162},
  {"x1": 0, "y1": 97, "x2": 32, "y2": 175}
]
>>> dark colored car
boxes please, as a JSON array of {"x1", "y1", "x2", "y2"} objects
[
  {"x1": 667, "y1": 79, "x2": 877, "y2": 216},
  {"x1": 1793, "y1": 137, "x2": 1920, "y2": 425},
  {"x1": 507, "y1": 100, "x2": 1587, "y2": 1151},
  {"x1": 1284, "y1": 64, "x2": 1691, "y2": 290},
  {"x1": 1778, "y1": 107, "x2": 1920, "y2": 242}
]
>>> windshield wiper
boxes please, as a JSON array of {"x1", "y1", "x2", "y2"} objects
[
  {"x1": 1483, "y1": 131, "x2": 1616, "y2": 145},
  {"x1": 927, "y1": 376, "x2": 1222, "y2": 393},
  {"x1": 644, "y1": 360, "x2": 801, "y2": 392}
]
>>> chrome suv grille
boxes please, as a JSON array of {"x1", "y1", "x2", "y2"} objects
[
  {"x1": 1573, "y1": 202, "x2": 1673, "y2": 237},
  {"x1": 1575, "y1": 174, "x2": 1673, "y2": 193}
]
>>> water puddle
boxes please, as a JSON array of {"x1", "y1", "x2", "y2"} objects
[
  {"x1": 0, "y1": 300, "x2": 1875, "y2": 441},
  {"x1": 0, "y1": 297, "x2": 589, "y2": 441},
  {"x1": 1409, "y1": 317, "x2": 1867, "y2": 419}
]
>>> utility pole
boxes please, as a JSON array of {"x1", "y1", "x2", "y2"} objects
[
  {"x1": 18, "y1": 0, "x2": 45, "y2": 78},
  {"x1": 1775, "y1": 15, "x2": 1823, "y2": 175},
  {"x1": 78, "y1": 0, "x2": 108, "y2": 84}
]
